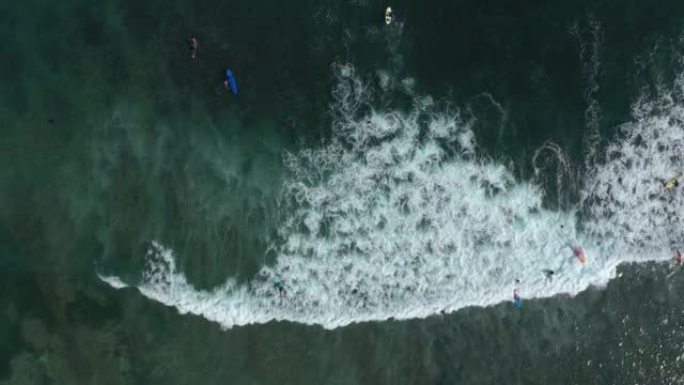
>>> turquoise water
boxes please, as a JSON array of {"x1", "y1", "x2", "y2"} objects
[{"x1": 3, "y1": 0, "x2": 684, "y2": 383}]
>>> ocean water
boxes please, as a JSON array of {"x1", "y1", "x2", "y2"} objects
[{"x1": 3, "y1": 0, "x2": 684, "y2": 383}]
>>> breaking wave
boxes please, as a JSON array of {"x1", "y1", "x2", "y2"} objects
[{"x1": 99, "y1": 64, "x2": 684, "y2": 329}]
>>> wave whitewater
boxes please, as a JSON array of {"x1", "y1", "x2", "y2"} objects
[{"x1": 99, "y1": 64, "x2": 684, "y2": 329}]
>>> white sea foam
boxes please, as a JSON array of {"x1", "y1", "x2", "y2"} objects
[
  {"x1": 99, "y1": 64, "x2": 684, "y2": 329},
  {"x1": 581, "y1": 88, "x2": 684, "y2": 257},
  {"x1": 97, "y1": 274, "x2": 129, "y2": 289}
]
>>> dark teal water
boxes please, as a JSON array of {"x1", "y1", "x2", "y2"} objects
[{"x1": 3, "y1": 0, "x2": 684, "y2": 383}]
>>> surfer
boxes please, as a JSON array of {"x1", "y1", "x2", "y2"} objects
[
  {"x1": 513, "y1": 288, "x2": 522, "y2": 309},
  {"x1": 223, "y1": 69, "x2": 239, "y2": 95},
  {"x1": 675, "y1": 249, "x2": 682, "y2": 266},
  {"x1": 542, "y1": 269, "x2": 555, "y2": 280},
  {"x1": 188, "y1": 36, "x2": 199, "y2": 59},
  {"x1": 573, "y1": 245, "x2": 587, "y2": 265},
  {"x1": 512, "y1": 279, "x2": 522, "y2": 309},
  {"x1": 385, "y1": 6, "x2": 394, "y2": 25},
  {"x1": 274, "y1": 277, "x2": 286, "y2": 300}
]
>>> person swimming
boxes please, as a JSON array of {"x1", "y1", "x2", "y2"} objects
[{"x1": 188, "y1": 36, "x2": 199, "y2": 59}]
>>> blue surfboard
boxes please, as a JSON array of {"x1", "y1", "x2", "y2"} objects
[{"x1": 225, "y1": 69, "x2": 238, "y2": 95}]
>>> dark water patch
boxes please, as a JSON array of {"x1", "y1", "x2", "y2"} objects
[{"x1": 403, "y1": 0, "x2": 684, "y2": 184}]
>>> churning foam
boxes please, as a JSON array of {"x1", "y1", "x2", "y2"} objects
[
  {"x1": 99, "y1": 64, "x2": 684, "y2": 329},
  {"x1": 581, "y1": 86, "x2": 684, "y2": 256},
  {"x1": 97, "y1": 274, "x2": 129, "y2": 289}
]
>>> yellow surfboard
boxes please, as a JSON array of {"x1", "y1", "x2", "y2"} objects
[{"x1": 664, "y1": 172, "x2": 683, "y2": 190}]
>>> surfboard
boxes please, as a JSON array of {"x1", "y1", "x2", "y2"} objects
[
  {"x1": 225, "y1": 69, "x2": 238, "y2": 95},
  {"x1": 665, "y1": 177, "x2": 678, "y2": 190},
  {"x1": 577, "y1": 253, "x2": 587, "y2": 264}
]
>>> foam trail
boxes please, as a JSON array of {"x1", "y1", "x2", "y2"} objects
[
  {"x1": 532, "y1": 141, "x2": 576, "y2": 210},
  {"x1": 100, "y1": 65, "x2": 684, "y2": 329},
  {"x1": 571, "y1": 15, "x2": 603, "y2": 169},
  {"x1": 97, "y1": 274, "x2": 129, "y2": 289}
]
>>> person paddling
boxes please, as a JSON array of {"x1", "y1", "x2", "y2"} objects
[{"x1": 223, "y1": 69, "x2": 239, "y2": 95}]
